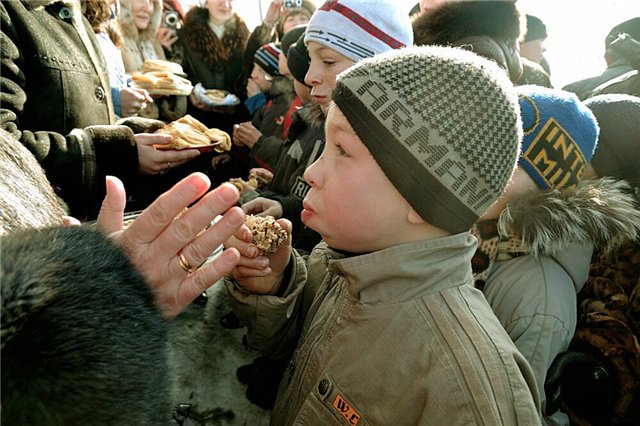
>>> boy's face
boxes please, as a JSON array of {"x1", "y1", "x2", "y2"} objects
[
  {"x1": 305, "y1": 42, "x2": 355, "y2": 112},
  {"x1": 302, "y1": 106, "x2": 415, "y2": 253},
  {"x1": 278, "y1": 52, "x2": 292, "y2": 78},
  {"x1": 294, "y1": 80, "x2": 311, "y2": 103},
  {"x1": 250, "y1": 64, "x2": 273, "y2": 93}
]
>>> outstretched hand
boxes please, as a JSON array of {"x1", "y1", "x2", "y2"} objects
[{"x1": 96, "y1": 173, "x2": 245, "y2": 319}]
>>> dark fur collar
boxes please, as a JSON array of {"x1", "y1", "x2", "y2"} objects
[
  {"x1": 413, "y1": 1, "x2": 524, "y2": 46},
  {"x1": 180, "y1": 7, "x2": 249, "y2": 67}
]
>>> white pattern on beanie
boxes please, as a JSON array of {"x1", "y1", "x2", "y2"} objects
[{"x1": 304, "y1": 0, "x2": 413, "y2": 61}]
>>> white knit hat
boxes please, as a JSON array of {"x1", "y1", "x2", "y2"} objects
[{"x1": 304, "y1": 0, "x2": 413, "y2": 61}]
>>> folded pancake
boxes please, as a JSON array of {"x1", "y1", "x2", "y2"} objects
[
  {"x1": 131, "y1": 71, "x2": 193, "y2": 95},
  {"x1": 141, "y1": 59, "x2": 184, "y2": 75},
  {"x1": 154, "y1": 115, "x2": 231, "y2": 152},
  {"x1": 203, "y1": 89, "x2": 228, "y2": 103}
]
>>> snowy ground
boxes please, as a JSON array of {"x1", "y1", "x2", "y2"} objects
[{"x1": 168, "y1": 282, "x2": 271, "y2": 426}]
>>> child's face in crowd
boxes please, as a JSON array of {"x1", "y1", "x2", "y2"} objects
[
  {"x1": 278, "y1": 52, "x2": 292, "y2": 78},
  {"x1": 302, "y1": 106, "x2": 416, "y2": 253},
  {"x1": 519, "y1": 39, "x2": 546, "y2": 64},
  {"x1": 207, "y1": 0, "x2": 234, "y2": 25},
  {"x1": 250, "y1": 64, "x2": 273, "y2": 93},
  {"x1": 132, "y1": 0, "x2": 153, "y2": 30},
  {"x1": 294, "y1": 80, "x2": 311, "y2": 103},
  {"x1": 282, "y1": 12, "x2": 309, "y2": 34},
  {"x1": 305, "y1": 42, "x2": 355, "y2": 112}
]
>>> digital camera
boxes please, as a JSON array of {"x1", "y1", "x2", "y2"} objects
[
  {"x1": 284, "y1": 0, "x2": 302, "y2": 8},
  {"x1": 163, "y1": 10, "x2": 180, "y2": 29}
]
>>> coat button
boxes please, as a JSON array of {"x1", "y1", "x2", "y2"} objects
[
  {"x1": 58, "y1": 6, "x2": 73, "y2": 20},
  {"x1": 318, "y1": 379, "x2": 329, "y2": 395},
  {"x1": 94, "y1": 87, "x2": 105, "y2": 100}
]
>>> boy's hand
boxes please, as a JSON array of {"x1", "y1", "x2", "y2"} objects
[
  {"x1": 225, "y1": 219, "x2": 292, "y2": 295},
  {"x1": 246, "y1": 79, "x2": 262, "y2": 98},
  {"x1": 233, "y1": 122, "x2": 262, "y2": 149},
  {"x1": 241, "y1": 197, "x2": 283, "y2": 218}
]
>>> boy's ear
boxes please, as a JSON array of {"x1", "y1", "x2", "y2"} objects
[{"x1": 407, "y1": 208, "x2": 425, "y2": 225}]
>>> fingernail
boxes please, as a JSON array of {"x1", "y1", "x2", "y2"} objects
[
  {"x1": 247, "y1": 246, "x2": 258, "y2": 257},
  {"x1": 220, "y1": 183, "x2": 238, "y2": 202}
]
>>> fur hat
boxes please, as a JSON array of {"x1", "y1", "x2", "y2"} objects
[
  {"x1": 517, "y1": 86, "x2": 599, "y2": 190},
  {"x1": 606, "y1": 17, "x2": 640, "y2": 49},
  {"x1": 584, "y1": 94, "x2": 640, "y2": 184},
  {"x1": 332, "y1": 46, "x2": 522, "y2": 233},
  {"x1": 254, "y1": 43, "x2": 281, "y2": 77},
  {"x1": 412, "y1": 1, "x2": 524, "y2": 82},
  {"x1": 412, "y1": 1, "x2": 523, "y2": 46},
  {"x1": 524, "y1": 14, "x2": 547, "y2": 42},
  {"x1": 304, "y1": 0, "x2": 413, "y2": 61},
  {"x1": 288, "y1": 32, "x2": 311, "y2": 86}
]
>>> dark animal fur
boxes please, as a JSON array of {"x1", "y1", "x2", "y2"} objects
[{"x1": 1, "y1": 226, "x2": 171, "y2": 425}]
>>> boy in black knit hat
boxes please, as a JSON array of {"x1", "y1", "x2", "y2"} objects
[{"x1": 224, "y1": 45, "x2": 540, "y2": 424}]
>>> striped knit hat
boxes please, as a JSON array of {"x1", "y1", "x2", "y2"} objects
[
  {"x1": 304, "y1": 0, "x2": 413, "y2": 61},
  {"x1": 254, "y1": 43, "x2": 282, "y2": 77},
  {"x1": 333, "y1": 46, "x2": 522, "y2": 233}
]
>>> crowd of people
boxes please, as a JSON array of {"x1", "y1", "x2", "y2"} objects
[{"x1": 1, "y1": 0, "x2": 639, "y2": 425}]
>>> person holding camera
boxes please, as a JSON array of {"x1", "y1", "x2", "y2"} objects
[
  {"x1": 156, "y1": 0, "x2": 184, "y2": 57},
  {"x1": 118, "y1": 0, "x2": 187, "y2": 122},
  {"x1": 242, "y1": 0, "x2": 316, "y2": 79}
]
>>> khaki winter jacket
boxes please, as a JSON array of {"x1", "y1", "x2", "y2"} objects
[{"x1": 226, "y1": 234, "x2": 541, "y2": 425}]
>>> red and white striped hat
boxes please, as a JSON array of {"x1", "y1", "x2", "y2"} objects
[{"x1": 304, "y1": 0, "x2": 413, "y2": 61}]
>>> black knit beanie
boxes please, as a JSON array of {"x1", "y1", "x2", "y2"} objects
[
  {"x1": 584, "y1": 94, "x2": 640, "y2": 184},
  {"x1": 287, "y1": 32, "x2": 311, "y2": 86},
  {"x1": 524, "y1": 15, "x2": 547, "y2": 42},
  {"x1": 281, "y1": 24, "x2": 307, "y2": 58}
]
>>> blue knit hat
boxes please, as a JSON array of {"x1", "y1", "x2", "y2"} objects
[
  {"x1": 517, "y1": 85, "x2": 599, "y2": 189},
  {"x1": 254, "y1": 43, "x2": 281, "y2": 78}
]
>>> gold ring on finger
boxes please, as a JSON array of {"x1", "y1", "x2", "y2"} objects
[{"x1": 178, "y1": 252, "x2": 197, "y2": 274}]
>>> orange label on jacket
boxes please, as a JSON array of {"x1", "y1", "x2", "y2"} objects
[{"x1": 332, "y1": 394, "x2": 361, "y2": 425}]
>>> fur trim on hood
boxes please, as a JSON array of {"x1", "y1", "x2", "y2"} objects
[
  {"x1": 300, "y1": 101, "x2": 326, "y2": 129},
  {"x1": 412, "y1": 1, "x2": 524, "y2": 46},
  {"x1": 118, "y1": 0, "x2": 163, "y2": 41},
  {"x1": 499, "y1": 178, "x2": 640, "y2": 257}
]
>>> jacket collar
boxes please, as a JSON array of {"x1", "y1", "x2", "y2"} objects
[
  {"x1": 324, "y1": 233, "x2": 477, "y2": 305},
  {"x1": 23, "y1": 0, "x2": 75, "y2": 10},
  {"x1": 498, "y1": 178, "x2": 640, "y2": 256}
]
